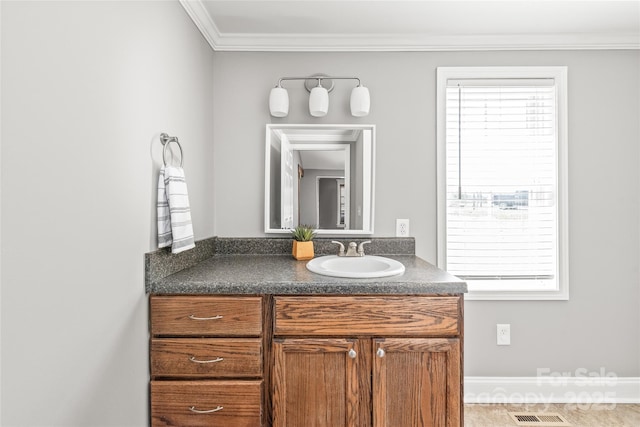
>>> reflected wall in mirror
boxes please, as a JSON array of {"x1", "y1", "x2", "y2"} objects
[{"x1": 265, "y1": 124, "x2": 375, "y2": 235}]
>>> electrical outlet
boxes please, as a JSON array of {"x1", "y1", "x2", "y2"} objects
[
  {"x1": 497, "y1": 324, "x2": 511, "y2": 346},
  {"x1": 396, "y1": 219, "x2": 410, "y2": 237}
]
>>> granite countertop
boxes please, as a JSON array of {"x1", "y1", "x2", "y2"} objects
[{"x1": 147, "y1": 254, "x2": 467, "y2": 295}]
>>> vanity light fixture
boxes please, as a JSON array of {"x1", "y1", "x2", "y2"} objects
[
  {"x1": 309, "y1": 80, "x2": 329, "y2": 117},
  {"x1": 269, "y1": 83, "x2": 289, "y2": 117},
  {"x1": 269, "y1": 75, "x2": 370, "y2": 118}
]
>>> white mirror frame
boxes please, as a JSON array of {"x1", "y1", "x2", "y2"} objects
[{"x1": 264, "y1": 124, "x2": 375, "y2": 235}]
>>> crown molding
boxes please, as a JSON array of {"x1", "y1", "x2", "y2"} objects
[
  {"x1": 180, "y1": 1, "x2": 640, "y2": 52},
  {"x1": 179, "y1": 0, "x2": 222, "y2": 49},
  {"x1": 209, "y1": 32, "x2": 640, "y2": 52}
]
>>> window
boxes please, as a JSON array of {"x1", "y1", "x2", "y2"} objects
[{"x1": 436, "y1": 67, "x2": 568, "y2": 300}]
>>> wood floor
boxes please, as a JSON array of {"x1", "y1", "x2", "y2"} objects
[{"x1": 465, "y1": 403, "x2": 640, "y2": 426}]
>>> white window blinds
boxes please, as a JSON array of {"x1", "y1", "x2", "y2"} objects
[{"x1": 444, "y1": 79, "x2": 558, "y2": 288}]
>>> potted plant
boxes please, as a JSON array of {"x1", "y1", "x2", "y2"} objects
[{"x1": 291, "y1": 224, "x2": 316, "y2": 260}]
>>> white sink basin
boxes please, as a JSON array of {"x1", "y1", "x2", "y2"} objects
[{"x1": 306, "y1": 255, "x2": 405, "y2": 279}]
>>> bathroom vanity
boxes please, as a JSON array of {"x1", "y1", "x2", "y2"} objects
[{"x1": 146, "y1": 238, "x2": 467, "y2": 427}]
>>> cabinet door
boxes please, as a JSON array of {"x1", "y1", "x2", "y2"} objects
[
  {"x1": 373, "y1": 338, "x2": 461, "y2": 427},
  {"x1": 273, "y1": 338, "x2": 370, "y2": 427}
]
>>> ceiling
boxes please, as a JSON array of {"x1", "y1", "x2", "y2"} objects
[
  {"x1": 277, "y1": 127, "x2": 360, "y2": 170},
  {"x1": 180, "y1": 0, "x2": 640, "y2": 51},
  {"x1": 299, "y1": 150, "x2": 345, "y2": 171}
]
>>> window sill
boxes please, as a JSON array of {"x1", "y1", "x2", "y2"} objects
[{"x1": 464, "y1": 288, "x2": 569, "y2": 301}]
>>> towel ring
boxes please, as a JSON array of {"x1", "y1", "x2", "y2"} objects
[{"x1": 160, "y1": 133, "x2": 183, "y2": 167}]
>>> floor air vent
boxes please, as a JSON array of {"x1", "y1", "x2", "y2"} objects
[{"x1": 508, "y1": 412, "x2": 571, "y2": 426}]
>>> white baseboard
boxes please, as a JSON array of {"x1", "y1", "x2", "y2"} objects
[{"x1": 464, "y1": 376, "x2": 640, "y2": 404}]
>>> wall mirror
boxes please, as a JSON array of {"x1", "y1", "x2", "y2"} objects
[{"x1": 265, "y1": 124, "x2": 375, "y2": 235}]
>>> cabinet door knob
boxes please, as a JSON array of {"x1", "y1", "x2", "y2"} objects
[
  {"x1": 348, "y1": 349, "x2": 357, "y2": 359},
  {"x1": 376, "y1": 348, "x2": 385, "y2": 358}
]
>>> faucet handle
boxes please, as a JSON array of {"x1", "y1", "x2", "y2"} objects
[
  {"x1": 331, "y1": 241, "x2": 345, "y2": 256},
  {"x1": 357, "y1": 240, "x2": 372, "y2": 256}
]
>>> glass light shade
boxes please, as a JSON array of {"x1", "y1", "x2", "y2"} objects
[
  {"x1": 309, "y1": 86, "x2": 329, "y2": 117},
  {"x1": 269, "y1": 86, "x2": 289, "y2": 117},
  {"x1": 350, "y1": 86, "x2": 370, "y2": 117}
]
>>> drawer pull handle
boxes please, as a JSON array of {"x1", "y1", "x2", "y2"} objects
[
  {"x1": 348, "y1": 349, "x2": 357, "y2": 359},
  {"x1": 377, "y1": 348, "x2": 385, "y2": 358},
  {"x1": 189, "y1": 405, "x2": 223, "y2": 414},
  {"x1": 188, "y1": 314, "x2": 223, "y2": 321},
  {"x1": 189, "y1": 356, "x2": 224, "y2": 364}
]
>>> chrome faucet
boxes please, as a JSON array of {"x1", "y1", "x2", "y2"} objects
[
  {"x1": 331, "y1": 240, "x2": 372, "y2": 257},
  {"x1": 357, "y1": 241, "x2": 371, "y2": 256},
  {"x1": 331, "y1": 241, "x2": 345, "y2": 256},
  {"x1": 345, "y1": 242, "x2": 358, "y2": 257}
]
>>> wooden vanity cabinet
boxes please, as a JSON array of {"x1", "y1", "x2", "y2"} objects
[
  {"x1": 148, "y1": 294, "x2": 463, "y2": 427},
  {"x1": 272, "y1": 295, "x2": 463, "y2": 427},
  {"x1": 149, "y1": 295, "x2": 264, "y2": 427}
]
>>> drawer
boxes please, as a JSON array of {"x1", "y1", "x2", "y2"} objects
[
  {"x1": 151, "y1": 296, "x2": 262, "y2": 337},
  {"x1": 274, "y1": 296, "x2": 460, "y2": 337},
  {"x1": 151, "y1": 338, "x2": 262, "y2": 378},
  {"x1": 151, "y1": 380, "x2": 262, "y2": 427}
]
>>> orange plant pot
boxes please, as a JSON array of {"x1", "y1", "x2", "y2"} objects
[{"x1": 292, "y1": 240, "x2": 314, "y2": 260}]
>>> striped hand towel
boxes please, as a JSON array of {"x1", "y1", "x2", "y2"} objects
[{"x1": 157, "y1": 166, "x2": 195, "y2": 254}]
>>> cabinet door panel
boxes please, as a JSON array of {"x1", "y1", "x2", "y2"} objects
[
  {"x1": 373, "y1": 338, "x2": 461, "y2": 427},
  {"x1": 273, "y1": 338, "x2": 370, "y2": 427}
]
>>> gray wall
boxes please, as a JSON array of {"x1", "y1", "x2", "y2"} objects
[
  {"x1": 212, "y1": 50, "x2": 640, "y2": 377},
  {"x1": 1, "y1": 1, "x2": 214, "y2": 425}
]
